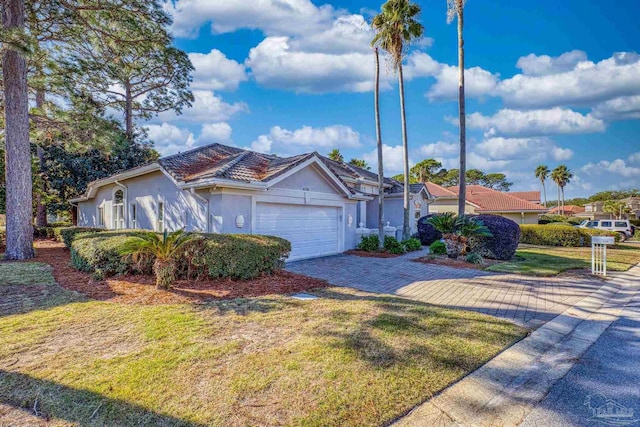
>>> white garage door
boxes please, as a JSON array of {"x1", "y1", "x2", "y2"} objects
[{"x1": 255, "y1": 203, "x2": 340, "y2": 261}]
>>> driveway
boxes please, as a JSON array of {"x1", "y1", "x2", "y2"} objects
[{"x1": 287, "y1": 250, "x2": 605, "y2": 328}]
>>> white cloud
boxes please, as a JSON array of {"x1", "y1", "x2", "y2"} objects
[
  {"x1": 582, "y1": 158, "x2": 640, "y2": 178},
  {"x1": 404, "y1": 52, "x2": 500, "y2": 100},
  {"x1": 417, "y1": 141, "x2": 459, "y2": 157},
  {"x1": 199, "y1": 122, "x2": 232, "y2": 143},
  {"x1": 592, "y1": 95, "x2": 640, "y2": 120},
  {"x1": 145, "y1": 123, "x2": 195, "y2": 156},
  {"x1": 466, "y1": 152, "x2": 510, "y2": 171},
  {"x1": 516, "y1": 50, "x2": 588, "y2": 76},
  {"x1": 290, "y1": 14, "x2": 372, "y2": 54},
  {"x1": 251, "y1": 124, "x2": 361, "y2": 154},
  {"x1": 475, "y1": 137, "x2": 574, "y2": 162},
  {"x1": 464, "y1": 107, "x2": 605, "y2": 137},
  {"x1": 363, "y1": 144, "x2": 411, "y2": 175},
  {"x1": 498, "y1": 52, "x2": 640, "y2": 108},
  {"x1": 166, "y1": 0, "x2": 336, "y2": 38},
  {"x1": 246, "y1": 36, "x2": 383, "y2": 93},
  {"x1": 157, "y1": 90, "x2": 248, "y2": 123},
  {"x1": 189, "y1": 49, "x2": 247, "y2": 91},
  {"x1": 629, "y1": 152, "x2": 640, "y2": 165}
]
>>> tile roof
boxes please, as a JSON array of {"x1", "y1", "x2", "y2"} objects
[
  {"x1": 548, "y1": 205, "x2": 586, "y2": 215},
  {"x1": 425, "y1": 182, "x2": 458, "y2": 198},
  {"x1": 510, "y1": 191, "x2": 541, "y2": 203},
  {"x1": 446, "y1": 185, "x2": 549, "y2": 212}
]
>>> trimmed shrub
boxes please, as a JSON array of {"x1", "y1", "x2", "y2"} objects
[
  {"x1": 384, "y1": 236, "x2": 406, "y2": 254},
  {"x1": 538, "y1": 214, "x2": 582, "y2": 225},
  {"x1": 357, "y1": 235, "x2": 380, "y2": 252},
  {"x1": 429, "y1": 240, "x2": 446, "y2": 255},
  {"x1": 70, "y1": 231, "x2": 291, "y2": 280},
  {"x1": 465, "y1": 252, "x2": 484, "y2": 265},
  {"x1": 468, "y1": 215, "x2": 520, "y2": 260},
  {"x1": 59, "y1": 226, "x2": 103, "y2": 248},
  {"x1": 416, "y1": 214, "x2": 443, "y2": 245},
  {"x1": 70, "y1": 231, "x2": 148, "y2": 276},
  {"x1": 519, "y1": 224, "x2": 620, "y2": 247},
  {"x1": 174, "y1": 233, "x2": 291, "y2": 280},
  {"x1": 403, "y1": 238, "x2": 422, "y2": 252}
]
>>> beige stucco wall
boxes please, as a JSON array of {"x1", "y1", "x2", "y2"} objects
[
  {"x1": 488, "y1": 212, "x2": 540, "y2": 224},
  {"x1": 429, "y1": 199, "x2": 476, "y2": 215}
]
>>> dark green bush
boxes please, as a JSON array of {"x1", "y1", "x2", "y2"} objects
[
  {"x1": 403, "y1": 238, "x2": 422, "y2": 252},
  {"x1": 59, "y1": 226, "x2": 103, "y2": 248},
  {"x1": 429, "y1": 240, "x2": 446, "y2": 255},
  {"x1": 468, "y1": 215, "x2": 520, "y2": 260},
  {"x1": 384, "y1": 236, "x2": 406, "y2": 254},
  {"x1": 519, "y1": 224, "x2": 619, "y2": 247},
  {"x1": 356, "y1": 235, "x2": 380, "y2": 252},
  {"x1": 70, "y1": 230, "x2": 291, "y2": 280},
  {"x1": 416, "y1": 215, "x2": 443, "y2": 245}
]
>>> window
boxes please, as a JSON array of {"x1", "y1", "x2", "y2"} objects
[
  {"x1": 615, "y1": 221, "x2": 627, "y2": 228},
  {"x1": 98, "y1": 207, "x2": 105, "y2": 227},
  {"x1": 112, "y1": 189, "x2": 125, "y2": 229},
  {"x1": 585, "y1": 205, "x2": 592, "y2": 212},
  {"x1": 600, "y1": 221, "x2": 612, "y2": 228},
  {"x1": 157, "y1": 201, "x2": 164, "y2": 232},
  {"x1": 130, "y1": 204, "x2": 137, "y2": 229}
]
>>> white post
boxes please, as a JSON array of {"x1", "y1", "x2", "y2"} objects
[
  {"x1": 591, "y1": 243, "x2": 595, "y2": 274},
  {"x1": 603, "y1": 243, "x2": 607, "y2": 277},
  {"x1": 591, "y1": 236, "x2": 614, "y2": 276}
]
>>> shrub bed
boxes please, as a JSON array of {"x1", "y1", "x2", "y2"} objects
[
  {"x1": 356, "y1": 235, "x2": 421, "y2": 254},
  {"x1": 538, "y1": 214, "x2": 582, "y2": 225},
  {"x1": 70, "y1": 230, "x2": 291, "y2": 280},
  {"x1": 519, "y1": 224, "x2": 620, "y2": 247},
  {"x1": 468, "y1": 215, "x2": 520, "y2": 260}
]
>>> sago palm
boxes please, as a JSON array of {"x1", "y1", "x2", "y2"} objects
[
  {"x1": 122, "y1": 229, "x2": 198, "y2": 289},
  {"x1": 372, "y1": 0, "x2": 424, "y2": 240}
]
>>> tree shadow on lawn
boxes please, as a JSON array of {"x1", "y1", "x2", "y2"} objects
[{"x1": 0, "y1": 369, "x2": 206, "y2": 427}]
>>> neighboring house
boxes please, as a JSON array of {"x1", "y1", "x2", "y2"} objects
[
  {"x1": 70, "y1": 143, "x2": 430, "y2": 261},
  {"x1": 547, "y1": 205, "x2": 586, "y2": 216},
  {"x1": 425, "y1": 182, "x2": 548, "y2": 224},
  {"x1": 576, "y1": 197, "x2": 640, "y2": 220}
]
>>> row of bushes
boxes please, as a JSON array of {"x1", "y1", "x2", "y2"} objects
[
  {"x1": 356, "y1": 235, "x2": 422, "y2": 254},
  {"x1": 519, "y1": 224, "x2": 620, "y2": 247},
  {"x1": 66, "y1": 228, "x2": 292, "y2": 280},
  {"x1": 538, "y1": 214, "x2": 583, "y2": 225}
]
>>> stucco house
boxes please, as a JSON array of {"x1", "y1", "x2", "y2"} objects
[
  {"x1": 548, "y1": 205, "x2": 586, "y2": 216},
  {"x1": 425, "y1": 182, "x2": 548, "y2": 224},
  {"x1": 70, "y1": 143, "x2": 431, "y2": 260}
]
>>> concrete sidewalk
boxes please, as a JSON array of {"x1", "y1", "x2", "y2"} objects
[{"x1": 393, "y1": 265, "x2": 640, "y2": 427}]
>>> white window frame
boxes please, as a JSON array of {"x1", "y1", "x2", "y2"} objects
[
  {"x1": 157, "y1": 199, "x2": 165, "y2": 232},
  {"x1": 97, "y1": 206, "x2": 105, "y2": 227},
  {"x1": 130, "y1": 203, "x2": 137, "y2": 229},
  {"x1": 112, "y1": 188, "x2": 126, "y2": 230}
]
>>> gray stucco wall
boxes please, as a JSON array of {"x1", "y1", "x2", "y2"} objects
[
  {"x1": 77, "y1": 171, "x2": 207, "y2": 232},
  {"x1": 344, "y1": 201, "x2": 358, "y2": 250},
  {"x1": 272, "y1": 164, "x2": 338, "y2": 193},
  {"x1": 366, "y1": 192, "x2": 430, "y2": 234},
  {"x1": 209, "y1": 193, "x2": 252, "y2": 234}
]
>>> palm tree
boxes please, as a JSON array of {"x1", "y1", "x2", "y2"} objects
[
  {"x1": 122, "y1": 230, "x2": 199, "y2": 289},
  {"x1": 551, "y1": 165, "x2": 573, "y2": 215},
  {"x1": 551, "y1": 166, "x2": 563, "y2": 214},
  {"x1": 372, "y1": 0, "x2": 424, "y2": 240},
  {"x1": 374, "y1": 47, "x2": 385, "y2": 249},
  {"x1": 535, "y1": 165, "x2": 550, "y2": 207},
  {"x1": 447, "y1": 0, "x2": 467, "y2": 216},
  {"x1": 327, "y1": 149, "x2": 344, "y2": 163}
]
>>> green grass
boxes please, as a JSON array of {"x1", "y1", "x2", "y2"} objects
[
  {"x1": 0, "y1": 262, "x2": 56, "y2": 286},
  {"x1": 0, "y1": 262, "x2": 526, "y2": 427},
  {"x1": 486, "y1": 243, "x2": 640, "y2": 276}
]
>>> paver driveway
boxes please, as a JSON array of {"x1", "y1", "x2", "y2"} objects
[{"x1": 287, "y1": 250, "x2": 605, "y2": 328}]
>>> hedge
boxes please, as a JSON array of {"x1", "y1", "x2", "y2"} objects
[
  {"x1": 468, "y1": 215, "x2": 520, "y2": 260},
  {"x1": 70, "y1": 230, "x2": 291, "y2": 280},
  {"x1": 58, "y1": 226, "x2": 103, "y2": 248},
  {"x1": 538, "y1": 214, "x2": 583, "y2": 225},
  {"x1": 519, "y1": 224, "x2": 620, "y2": 247}
]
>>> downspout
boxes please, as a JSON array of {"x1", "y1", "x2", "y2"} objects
[{"x1": 190, "y1": 188, "x2": 209, "y2": 233}]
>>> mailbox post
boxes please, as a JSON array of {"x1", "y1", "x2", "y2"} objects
[{"x1": 591, "y1": 236, "x2": 615, "y2": 276}]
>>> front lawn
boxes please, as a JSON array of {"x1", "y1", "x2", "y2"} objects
[
  {"x1": 486, "y1": 243, "x2": 640, "y2": 276},
  {"x1": 0, "y1": 261, "x2": 525, "y2": 427}
]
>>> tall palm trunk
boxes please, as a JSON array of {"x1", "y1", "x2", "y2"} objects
[
  {"x1": 456, "y1": 3, "x2": 467, "y2": 216},
  {"x1": 398, "y1": 62, "x2": 410, "y2": 240},
  {"x1": 374, "y1": 48, "x2": 385, "y2": 249},
  {"x1": 2, "y1": 0, "x2": 34, "y2": 260},
  {"x1": 556, "y1": 184, "x2": 560, "y2": 212},
  {"x1": 561, "y1": 185, "x2": 565, "y2": 215},
  {"x1": 542, "y1": 180, "x2": 547, "y2": 207},
  {"x1": 35, "y1": 86, "x2": 48, "y2": 227}
]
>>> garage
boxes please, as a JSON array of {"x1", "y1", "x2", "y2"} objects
[{"x1": 255, "y1": 203, "x2": 341, "y2": 261}]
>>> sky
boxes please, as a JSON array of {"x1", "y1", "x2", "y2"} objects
[{"x1": 144, "y1": 0, "x2": 640, "y2": 198}]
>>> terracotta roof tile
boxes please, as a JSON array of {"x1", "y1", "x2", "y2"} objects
[
  {"x1": 510, "y1": 191, "x2": 541, "y2": 203},
  {"x1": 548, "y1": 205, "x2": 586, "y2": 215},
  {"x1": 425, "y1": 182, "x2": 458, "y2": 197},
  {"x1": 446, "y1": 185, "x2": 549, "y2": 212}
]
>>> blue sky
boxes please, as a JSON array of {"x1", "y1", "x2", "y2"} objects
[{"x1": 145, "y1": 0, "x2": 640, "y2": 198}]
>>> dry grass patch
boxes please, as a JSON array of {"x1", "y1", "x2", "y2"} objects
[{"x1": 0, "y1": 263, "x2": 525, "y2": 427}]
